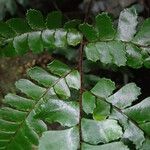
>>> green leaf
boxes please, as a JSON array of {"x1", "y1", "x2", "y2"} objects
[
  {"x1": 124, "y1": 97, "x2": 150, "y2": 123},
  {"x1": 39, "y1": 127, "x2": 79, "y2": 150},
  {"x1": 133, "y1": 18, "x2": 150, "y2": 46},
  {"x1": 15, "y1": 79, "x2": 46, "y2": 100},
  {"x1": 54, "y1": 78, "x2": 71, "y2": 99},
  {"x1": 65, "y1": 70, "x2": 80, "y2": 90},
  {"x1": 95, "y1": 41, "x2": 126, "y2": 66},
  {"x1": 96, "y1": 13, "x2": 115, "y2": 40},
  {"x1": 0, "y1": 60, "x2": 81, "y2": 149},
  {"x1": 67, "y1": 29, "x2": 83, "y2": 46},
  {"x1": 141, "y1": 138, "x2": 150, "y2": 150},
  {"x1": 82, "y1": 118, "x2": 123, "y2": 144},
  {"x1": 85, "y1": 41, "x2": 127, "y2": 66},
  {"x1": 46, "y1": 11, "x2": 62, "y2": 29},
  {"x1": 126, "y1": 44, "x2": 143, "y2": 68},
  {"x1": 47, "y1": 60, "x2": 71, "y2": 76},
  {"x1": 0, "y1": 9, "x2": 83, "y2": 57},
  {"x1": 84, "y1": 43, "x2": 99, "y2": 62},
  {"x1": 82, "y1": 142, "x2": 129, "y2": 150},
  {"x1": 107, "y1": 83, "x2": 141, "y2": 109},
  {"x1": 28, "y1": 31, "x2": 44, "y2": 53},
  {"x1": 91, "y1": 78, "x2": 115, "y2": 98},
  {"x1": 0, "y1": 28, "x2": 83, "y2": 57},
  {"x1": 35, "y1": 99, "x2": 79, "y2": 127},
  {"x1": 117, "y1": 8, "x2": 138, "y2": 41},
  {"x1": 0, "y1": 103, "x2": 47, "y2": 150},
  {"x1": 0, "y1": 21, "x2": 15, "y2": 38},
  {"x1": 3, "y1": 94, "x2": 35, "y2": 111},
  {"x1": 27, "y1": 66, "x2": 58, "y2": 87},
  {"x1": 54, "y1": 29, "x2": 67, "y2": 48},
  {"x1": 110, "y1": 109, "x2": 145, "y2": 149},
  {"x1": 91, "y1": 79, "x2": 148, "y2": 149},
  {"x1": 42, "y1": 29, "x2": 55, "y2": 48},
  {"x1": 5, "y1": 115, "x2": 46, "y2": 149},
  {"x1": 82, "y1": 91, "x2": 96, "y2": 114},
  {"x1": 26, "y1": 9, "x2": 45, "y2": 30},
  {"x1": 140, "y1": 122, "x2": 150, "y2": 136},
  {"x1": 13, "y1": 33, "x2": 29, "y2": 55},
  {"x1": 95, "y1": 42, "x2": 112, "y2": 64},
  {"x1": 44, "y1": 87, "x2": 57, "y2": 100},
  {"x1": 0, "y1": 60, "x2": 80, "y2": 150},
  {"x1": 7, "y1": 18, "x2": 31, "y2": 33},
  {"x1": 64, "y1": 19, "x2": 81, "y2": 29},
  {"x1": 23, "y1": 111, "x2": 47, "y2": 134},
  {"x1": 79, "y1": 23, "x2": 97, "y2": 42},
  {"x1": 123, "y1": 121, "x2": 145, "y2": 149},
  {"x1": 144, "y1": 57, "x2": 150, "y2": 68},
  {"x1": 2, "y1": 42, "x2": 18, "y2": 57},
  {"x1": 0, "y1": 107, "x2": 26, "y2": 122},
  {"x1": 93, "y1": 99, "x2": 110, "y2": 121},
  {"x1": 20, "y1": 122, "x2": 39, "y2": 145},
  {"x1": 3, "y1": 124, "x2": 19, "y2": 135}
]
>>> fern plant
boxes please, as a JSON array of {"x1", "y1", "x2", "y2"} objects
[{"x1": 0, "y1": 7, "x2": 150, "y2": 150}]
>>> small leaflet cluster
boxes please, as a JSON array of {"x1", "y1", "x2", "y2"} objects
[
  {"x1": 80, "y1": 8, "x2": 150, "y2": 69},
  {"x1": 0, "y1": 10, "x2": 82, "y2": 57}
]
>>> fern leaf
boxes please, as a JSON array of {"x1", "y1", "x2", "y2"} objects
[
  {"x1": 133, "y1": 18, "x2": 150, "y2": 46},
  {"x1": 81, "y1": 118, "x2": 123, "y2": 144},
  {"x1": 0, "y1": 10, "x2": 83, "y2": 57},
  {"x1": 117, "y1": 8, "x2": 138, "y2": 41},
  {"x1": 26, "y1": 9, "x2": 45, "y2": 30},
  {"x1": 64, "y1": 19, "x2": 81, "y2": 29},
  {"x1": 79, "y1": 23, "x2": 98, "y2": 42},
  {"x1": 83, "y1": 78, "x2": 150, "y2": 149},
  {"x1": 2, "y1": 74, "x2": 149, "y2": 149},
  {"x1": 82, "y1": 142, "x2": 129, "y2": 150},
  {"x1": 81, "y1": 8, "x2": 150, "y2": 68},
  {"x1": 0, "y1": 60, "x2": 80, "y2": 150},
  {"x1": 35, "y1": 99, "x2": 79, "y2": 127},
  {"x1": 96, "y1": 13, "x2": 116, "y2": 40},
  {"x1": 82, "y1": 91, "x2": 96, "y2": 114},
  {"x1": 46, "y1": 11, "x2": 62, "y2": 29},
  {"x1": 39, "y1": 127, "x2": 79, "y2": 150}
]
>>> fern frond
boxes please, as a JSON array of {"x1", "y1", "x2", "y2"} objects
[
  {"x1": 0, "y1": 9, "x2": 82, "y2": 57},
  {"x1": 1, "y1": 72, "x2": 150, "y2": 149},
  {"x1": 81, "y1": 78, "x2": 150, "y2": 149},
  {"x1": 80, "y1": 8, "x2": 150, "y2": 68},
  {"x1": 0, "y1": 7, "x2": 150, "y2": 150},
  {"x1": 37, "y1": 78, "x2": 150, "y2": 150},
  {"x1": 0, "y1": 60, "x2": 80, "y2": 150}
]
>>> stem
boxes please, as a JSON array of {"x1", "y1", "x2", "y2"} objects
[
  {"x1": 78, "y1": 41, "x2": 84, "y2": 149},
  {"x1": 79, "y1": 1, "x2": 93, "y2": 149}
]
